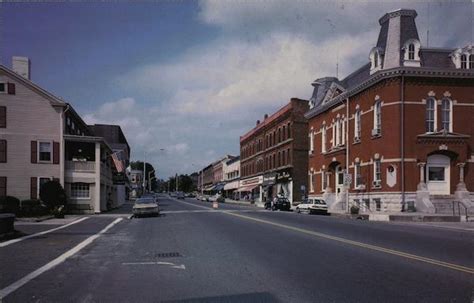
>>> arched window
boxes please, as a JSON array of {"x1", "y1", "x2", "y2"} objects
[
  {"x1": 373, "y1": 100, "x2": 382, "y2": 134},
  {"x1": 408, "y1": 43, "x2": 415, "y2": 60},
  {"x1": 461, "y1": 54, "x2": 467, "y2": 69},
  {"x1": 354, "y1": 109, "x2": 361, "y2": 140},
  {"x1": 469, "y1": 55, "x2": 474, "y2": 69},
  {"x1": 374, "y1": 52, "x2": 378, "y2": 67},
  {"x1": 425, "y1": 98, "x2": 436, "y2": 133},
  {"x1": 441, "y1": 98, "x2": 452, "y2": 132}
]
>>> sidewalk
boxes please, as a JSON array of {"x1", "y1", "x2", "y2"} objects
[
  {"x1": 330, "y1": 211, "x2": 470, "y2": 223},
  {"x1": 223, "y1": 199, "x2": 256, "y2": 206}
]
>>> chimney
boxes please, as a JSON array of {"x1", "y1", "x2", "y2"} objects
[
  {"x1": 256, "y1": 120, "x2": 260, "y2": 125},
  {"x1": 12, "y1": 56, "x2": 30, "y2": 80},
  {"x1": 264, "y1": 114, "x2": 268, "y2": 120}
]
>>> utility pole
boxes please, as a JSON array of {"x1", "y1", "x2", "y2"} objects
[
  {"x1": 142, "y1": 152, "x2": 146, "y2": 193},
  {"x1": 175, "y1": 173, "x2": 178, "y2": 192}
]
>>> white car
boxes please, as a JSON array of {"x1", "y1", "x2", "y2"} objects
[
  {"x1": 296, "y1": 198, "x2": 328, "y2": 215},
  {"x1": 133, "y1": 197, "x2": 160, "y2": 217}
]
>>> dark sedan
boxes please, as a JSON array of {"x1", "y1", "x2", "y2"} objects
[{"x1": 264, "y1": 197, "x2": 291, "y2": 211}]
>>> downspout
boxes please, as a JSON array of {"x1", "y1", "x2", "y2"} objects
[
  {"x1": 400, "y1": 73, "x2": 405, "y2": 206},
  {"x1": 345, "y1": 97, "x2": 350, "y2": 213},
  {"x1": 60, "y1": 104, "x2": 71, "y2": 188}
]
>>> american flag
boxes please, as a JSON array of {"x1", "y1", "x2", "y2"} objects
[{"x1": 111, "y1": 151, "x2": 124, "y2": 173}]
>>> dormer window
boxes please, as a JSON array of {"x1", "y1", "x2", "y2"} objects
[
  {"x1": 461, "y1": 54, "x2": 467, "y2": 69},
  {"x1": 408, "y1": 44, "x2": 415, "y2": 60},
  {"x1": 470, "y1": 55, "x2": 474, "y2": 69},
  {"x1": 369, "y1": 47, "x2": 383, "y2": 75},
  {"x1": 402, "y1": 39, "x2": 421, "y2": 67}
]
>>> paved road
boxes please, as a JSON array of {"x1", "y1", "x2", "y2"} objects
[{"x1": 1, "y1": 195, "x2": 472, "y2": 302}]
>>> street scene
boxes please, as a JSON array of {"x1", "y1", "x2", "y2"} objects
[
  {"x1": 1, "y1": 195, "x2": 473, "y2": 302},
  {"x1": 1, "y1": 1, "x2": 473, "y2": 302}
]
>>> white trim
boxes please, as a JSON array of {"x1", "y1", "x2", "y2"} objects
[{"x1": 37, "y1": 140, "x2": 53, "y2": 163}]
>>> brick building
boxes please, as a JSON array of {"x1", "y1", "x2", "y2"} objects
[
  {"x1": 305, "y1": 9, "x2": 474, "y2": 214},
  {"x1": 239, "y1": 98, "x2": 309, "y2": 206}
]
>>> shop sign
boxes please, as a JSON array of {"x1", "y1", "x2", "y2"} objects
[
  {"x1": 262, "y1": 173, "x2": 276, "y2": 186},
  {"x1": 276, "y1": 169, "x2": 292, "y2": 183}
]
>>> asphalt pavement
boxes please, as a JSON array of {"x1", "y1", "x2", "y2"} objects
[{"x1": 0, "y1": 195, "x2": 472, "y2": 302}]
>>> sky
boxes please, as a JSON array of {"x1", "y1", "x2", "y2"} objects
[{"x1": 1, "y1": 0, "x2": 472, "y2": 179}]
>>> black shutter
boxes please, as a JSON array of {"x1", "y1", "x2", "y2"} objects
[
  {"x1": 31, "y1": 177, "x2": 37, "y2": 199},
  {"x1": 7, "y1": 83, "x2": 15, "y2": 95},
  {"x1": 0, "y1": 177, "x2": 6, "y2": 197},
  {"x1": 0, "y1": 106, "x2": 6, "y2": 128},
  {"x1": 53, "y1": 142, "x2": 60, "y2": 164},
  {"x1": 0, "y1": 140, "x2": 6, "y2": 163},
  {"x1": 31, "y1": 141, "x2": 37, "y2": 163}
]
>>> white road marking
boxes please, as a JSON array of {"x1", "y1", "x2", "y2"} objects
[
  {"x1": 171, "y1": 198, "x2": 213, "y2": 210},
  {"x1": 122, "y1": 261, "x2": 186, "y2": 269},
  {"x1": 0, "y1": 218, "x2": 123, "y2": 299},
  {"x1": 0, "y1": 217, "x2": 90, "y2": 248}
]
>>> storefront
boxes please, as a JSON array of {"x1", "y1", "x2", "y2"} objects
[
  {"x1": 275, "y1": 168, "x2": 293, "y2": 203},
  {"x1": 262, "y1": 172, "x2": 277, "y2": 203},
  {"x1": 223, "y1": 180, "x2": 239, "y2": 199},
  {"x1": 237, "y1": 176, "x2": 263, "y2": 204}
]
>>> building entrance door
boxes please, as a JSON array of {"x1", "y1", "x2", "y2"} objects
[
  {"x1": 426, "y1": 154, "x2": 450, "y2": 195},
  {"x1": 335, "y1": 165, "x2": 344, "y2": 199}
]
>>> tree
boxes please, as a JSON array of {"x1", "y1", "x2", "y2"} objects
[{"x1": 39, "y1": 180, "x2": 67, "y2": 217}]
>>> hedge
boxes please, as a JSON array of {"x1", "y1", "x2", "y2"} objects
[{"x1": 0, "y1": 196, "x2": 20, "y2": 214}]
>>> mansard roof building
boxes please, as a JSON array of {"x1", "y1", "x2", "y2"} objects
[{"x1": 305, "y1": 9, "x2": 474, "y2": 215}]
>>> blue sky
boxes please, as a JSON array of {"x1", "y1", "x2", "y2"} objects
[{"x1": 2, "y1": 1, "x2": 472, "y2": 179}]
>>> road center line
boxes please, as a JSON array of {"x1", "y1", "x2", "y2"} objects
[
  {"x1": 0, "y1": 218, "x2": 123, "y2": 300},
  {"x1": 0, "y1": 217, "x2": 90, "y2": 248},
  {"x1": 224, "y1": 212, "x2": 474, "y2": 275},
  {"x1": 170, "y1": 198, "x2": 214, "y2": 210}
]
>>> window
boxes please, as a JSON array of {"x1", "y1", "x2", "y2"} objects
[
  {"x1": 335, "y1": 119, "x2": 341, "y2": 146},
  {"x1": 331, "y1": 123, "x2": 336, "y2": 147},
  {"x1": 374, "y1": 52, "x2": 378, "y2": 67},
  {"x1": 309, "y1": 131, "x2": 314, "y2": 153},
  {"x1": 441, "y1": 98, "x2": 452, "y2": 132},
  {"x1": 287, "y1": 148, "x2": 290, "y2": 164},
  {"x1": 282, "y1": 150, "x2": 286, "y2": 166},
  {"x1": 282, "y1": 125, "x2": 286, "y2": 140},
  {"x1": 425, "y1": 98, "x2": 436, "y2": 133},
  {"x1": 71, "y1": 183, "x2": 90, "y2": 198},
  {"x1": 39, "y1": 177, "x2": 51, "y2": 194},
  {"x1": 0, "y1": 83, "x2": 5, "y2": 94},
  {"x1": 39, "y1": 142, "x2": 52, "y2": 162},
  {"x1": 354, "y1": 109, "x2": 361, "y2": 141},
  {"x1": 428, "y1": 167, "x2": 445, "y2": 181},
  {"x1": 321, "y1": 171, "x2": 327, "y2": 191},
  {"x1": 374, "y1": 159, "x2": 381, "y2": 182},
  {"x1": 287, "y1": 123, "x2": 291, "y2": 138},
  {"x1": 309, "y1": 172, "x2": 314, "y2": 193},
  {"x1": 321, "y1": 126, "x2": 327, "y2": 153},
  {"x1": 0, "y1": 140, "x2": 6, "y2": 163},
  {"x1": 355, "y1": 162, "x2": 362, "y2": 188},
  {"x1": 373, "y1": 100, "x2": 382, "y2": 134},
  {"x1": 408, "y1": 43, "x2": 415, "y2": 60},
  {"x1": 470, "y1": 55, "x2": 474, "y2": 69},
  {"x1": 461, "y1": 54, "x2": 467, "y2": 69}
]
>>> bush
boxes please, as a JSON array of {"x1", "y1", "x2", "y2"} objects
[
  {"x1": 350, "y1": 205, "x2": 360, "y2": 215},
  {"x1": 20, "y1": 199, "x2": 48, "y2": 217},
  {"x1": 39, "y1": 181, "x2": 67, "y2": 211},
  {"x1": 0, "y1": 196, "x2": 21, "y2": 214}
]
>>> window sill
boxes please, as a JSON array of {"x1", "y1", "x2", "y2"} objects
[
  {"x1": 353, "y1": 139, "x2": 361, "y2": 145},
  {"x1": 371, "y1": 134, "x2": 381, "y2": 140}
]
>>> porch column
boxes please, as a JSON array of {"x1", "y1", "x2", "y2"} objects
[
  {"x1": 457, "y1": 163, "x2": 465, "y2": 183},
  {"x1": 417, "y1": 162, "x2": 427, "y2": 191},
  {"x1": 94, "y1": 142, "x2": 101, "y2": 213}
]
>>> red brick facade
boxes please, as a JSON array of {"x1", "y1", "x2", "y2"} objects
[{"x1": 240, "y1": 98, "x2": 309, "y2": 205}]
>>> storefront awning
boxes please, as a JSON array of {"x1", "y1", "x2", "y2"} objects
[
  {"x1": 203, "y1": 185, "x2": 215, "y2": 191},
  {"x1": 224, "y1": 180, "x2": 239, "y2": 190},
  {"x1": 214, "y1": 183, "x2": 225, "y2": 191},
  {"x1": 236, "y1": 184, "x2": 259, "y2": 192}
]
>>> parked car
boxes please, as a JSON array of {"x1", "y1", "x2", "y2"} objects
[
  {"x1": 185, "y1": 192, "x2": 196, "y2": 198},
  {"x1": 209, "y1": 194, "x2": 225, "y2": 203},
  {"x1": 296, "y1": 198, "x2": 328, "y2": 215},
  {"x1": 176, "y1": 191, "x2": 185, "y2": 199},
  {"x1": 264, "y1": 197, "x2": 291, "y2": 211},
  {"x1": 133, "y1": 197, "x2": 160, "y2": 217}
]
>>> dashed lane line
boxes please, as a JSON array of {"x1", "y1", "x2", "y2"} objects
[
  {"x1": 0, "y1": 217, "x2": 90, "y2": 248},
  {"x1": 224, "y1": 212, "x2": 474, "y2": 275},
  {"x1": 0, "y1": 218, "x2": 123, "y2": 299}
]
